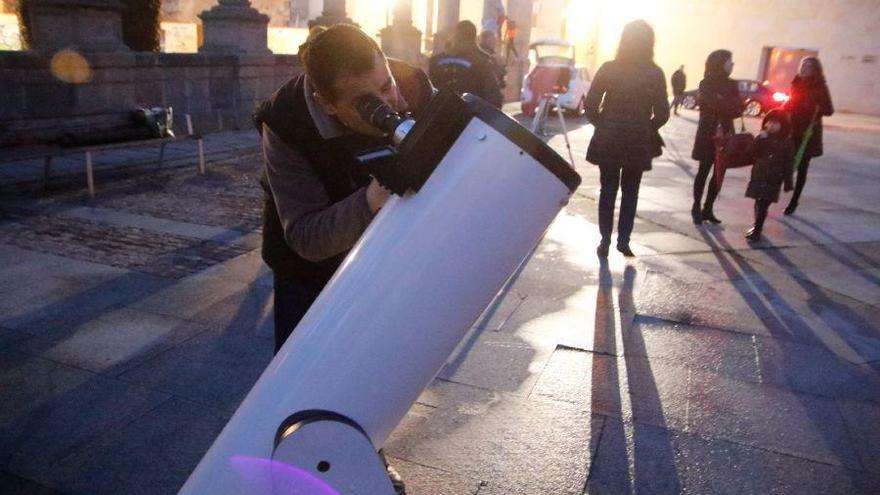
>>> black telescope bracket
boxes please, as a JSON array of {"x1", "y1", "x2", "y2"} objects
[{"x1": 354, "y1": 91, "x2": 472, "y2": 196}]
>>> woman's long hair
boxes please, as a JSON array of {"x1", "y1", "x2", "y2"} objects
[
  {"x1": 797, "y1": 56, "x2": 826, "y2": 84},
  {"x1": 615, "y1": 20, "x2": 654, "y2": 64},
  {"x1": 704, "y1": 49, "x2": 732, "y2": 79}
]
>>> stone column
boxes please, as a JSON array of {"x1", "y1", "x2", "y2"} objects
[
  {"x1": 309, "y1": 0, "x2": 353, "y2": 28},
  {"x1": 198, "y1": 0, "x2": 270, "y2": 55},
  {"x1": 379, "y1": 0, "x2": 422, "y2": 64},
  {"x1": 502, "y1": 0, "x2": 533, "y2": 102},
  {"x1": 433, "y1": 0, "x2": 459, "y2": 54},
  {"x1": 23, "y1": 0, "x2": 128, "y2": 52},
  {"x1": 437, "y1": 0, "x2": 459, "y2": 32},
  {"x1": 290, "y1": 0, "x2": 310, "y2": 26}
]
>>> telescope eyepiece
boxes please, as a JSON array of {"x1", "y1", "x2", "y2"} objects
[{"x1": 355, "y1": 94, "x2": 413, "y2": 144}]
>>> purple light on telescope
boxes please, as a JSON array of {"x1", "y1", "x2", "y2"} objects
[{"x1": 230, "y1": 455, "x2": 340, "y2": 495}]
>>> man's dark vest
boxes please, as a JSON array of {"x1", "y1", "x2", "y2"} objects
[{"x1": 254, "y1": 60, "x2": 433, "y2": 287}]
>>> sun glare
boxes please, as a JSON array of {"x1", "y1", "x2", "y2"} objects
[{"x1": 594, "y1": 0, "x2": 662, "y2": 62}]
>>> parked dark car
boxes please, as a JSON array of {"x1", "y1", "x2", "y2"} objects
[{"x1": 681, "y1": 79, "x2": 789, "y2": 116}]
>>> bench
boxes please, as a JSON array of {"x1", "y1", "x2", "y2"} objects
[{"x1": 1, "y1": 114, "x2": 206, "y2": 197}]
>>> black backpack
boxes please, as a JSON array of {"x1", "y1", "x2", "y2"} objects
[{"x1": 429, "y1": 54, "x2": 479, "y2": 96}]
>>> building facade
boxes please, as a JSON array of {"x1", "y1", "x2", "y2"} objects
[{"x1": 542, "y1": 0, "x2": 880, "y2": 115}]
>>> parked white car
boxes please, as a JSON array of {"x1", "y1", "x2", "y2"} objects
[{"x1": 520, "y1": 38, "x2": 591, "y2": 117}]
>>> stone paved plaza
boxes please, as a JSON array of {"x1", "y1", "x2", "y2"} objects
[{"x1": 0, "y1": 107, "x2": 879, "y2": 494}]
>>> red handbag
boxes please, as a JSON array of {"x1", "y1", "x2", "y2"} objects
[{"x1": 713, "y1": 116, "x2": 754, "y2": 189}]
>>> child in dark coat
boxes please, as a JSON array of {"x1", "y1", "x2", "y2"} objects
[{"x1": 745, "y1": 109, "x2": 794, "y2": 242}]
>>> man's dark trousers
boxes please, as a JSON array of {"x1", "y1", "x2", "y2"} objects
[{"x1": 273, "y1": 276, "x2": 322, "y2": 353}]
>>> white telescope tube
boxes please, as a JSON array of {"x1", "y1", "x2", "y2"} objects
[{"x1": 180, "y1": 94, "x2": 580, "y2": 494}]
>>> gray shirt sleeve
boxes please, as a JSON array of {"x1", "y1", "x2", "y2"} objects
[{"x1": 262, "y1": 124, "x2": 375, "y2": 262}]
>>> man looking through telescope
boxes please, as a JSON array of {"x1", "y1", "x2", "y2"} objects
[{"x1": 254, "y1": 25, "x2": 433, "y2": 355}]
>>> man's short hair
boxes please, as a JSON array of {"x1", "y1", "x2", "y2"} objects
[
  {"x1": 453, "y1": 20, "x2": 478, "y2": 44},
  {"x1": 302, "y1": 24, "x2": 382, "y2": 102}
]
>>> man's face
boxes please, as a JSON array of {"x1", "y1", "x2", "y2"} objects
[{"x1": 316, "y1": 52, "x2": 405, "y2": 137}]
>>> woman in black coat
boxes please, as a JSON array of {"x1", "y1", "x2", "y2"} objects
[
  {"x1": 585, "y1": 20, "x2": 669, "y2": 257},
  {"x1": 784, "y1": 56, "x2": 833, "y2": 215},
  {"x1": 691, "y1": 49, "x2": 743, "y2": 224}
]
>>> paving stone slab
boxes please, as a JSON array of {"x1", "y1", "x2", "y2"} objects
[
  {"x1": 755, "y1": 337, "x2": 880, "y2": 403},
  {"x1": 634, "y1": 251, "x2": 741, "y2": 284},
  {"x1": 633, "y1": 230, "x2": 713, "y2": 256},
  {"x1": 736, "y1": 240, "x2": 880, "y2": 308},
  {"x1": 192, "y1": 249, "x2": 272, "y2": 289},
  {"x1": 7, "y1": 272, "x2": 171, "y2": 334},
  {"x1": 28, "y1": 397, "x2": 230, "y2": 495},
  {"x1": 472, "y1": 286, "x2": 528, "y2": 332},
  {"x1": 675, "y1": 430, "x2": 879, "y2": 495},
  {"x1": 586, "y1": 418, "x2": 686, "y2": 495},
  {"x1": 61, "y1": 206, "x2": 249, "y2": 243},
  {"x1": 0, "y1": 472, "x2": 63, "y2": 495},
  {"x1": 749, "y1": 269, "x2": 880, "y2": 366},
  {"x1": 846, "y1": 241, "x2": 880, "y2": 267},
  {"x1": 386, "y1": 456, "x2": 485, "y2": 495},
  {"x1": 0, "y1": 326, "x2": 30, "y2": 351},
  {"x1": 385, "y1": 380, "x2": 602, "y2": 494},
  {"x1": 782, "y1": 208, "x2": 880, "y2": 244},
  {"x1": 634, "y1": 269, "x2": 773, "y2": 338},
  {"x1": 627, "y1": 316, "x2": 760, "y2": 383},
  {"x1": 0, "y1": 352, "x2": 170, "y2": 475},
  {"x1": 117, "y1": 316, "x2": 274, "y2": 412},
  {"x1": 0, "y1": 214, "x2": 251, "y2": 280},
  {"x1": 179, "y1": 281, "x2": 273, "y2": 329},
  {"x1": 11, "y1": 307, "x2": 210, "y2": 375},
  {"x1": 493, "y1": 288, "x2": 618, "y2": 356},
  {"x1": 127, "y1": 273, "x2": 259, "y2": 325},
  {"x1": 837, "y1": 400, "x2": 880, "y2": 477},
  {"x1": 0, "y1": 243, "x2": 129, "y2": 292},
  {"x1": 439, "y1": 326, "x2": 555, "y2": 396},
  {"x1": 529, "y1": 347, "x2": 691, "y2": 429},
  {"x1": 686, "y1": 368, "x2": 862, "y2": 469}
]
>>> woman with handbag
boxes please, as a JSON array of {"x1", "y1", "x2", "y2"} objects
[
  {"x1": 691, "y1": 49, "x2": 744, "y2": 224},
  {"x1": 784, "y1": 56, "x2": 834, "y2": 215},
  {"x1": 585, "y1": 20, "x2": 669, "y2": 257}
]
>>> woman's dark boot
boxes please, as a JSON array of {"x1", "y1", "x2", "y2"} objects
[
  {"x1": 747, "y1": 201, "x2": 768, "y2": 242},
  {"x1": 702, "y1": 202, "x2": 722, "y2": 224},
  {"x1": 597, "y1": 239, "x2": 610, "y2": 258},
  {"x1": 616, "y1": 243, "x2": 635, "y2": 257},
  {"x1": 691, "y1": 203, "x2": 703, "y2": 224},
  {"x1": 745, "y1": 226, "x2": 762, "y2": 242}
]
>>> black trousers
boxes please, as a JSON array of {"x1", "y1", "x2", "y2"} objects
[
  {"x1": 598, "y1": 162, "x2": 644, "y2": 245},
  {"x1": 754, "y1": 199, "x2": 771, "y2": 230},
  {"x1": 504, "y1": 40, "x2": 519, "y2": 61},
  {"x1": 273, "y1": 275, "x2": 322, "y2": 354},
  {"x1": 693, "y1": 159, "x2": 720, "y2": 206},
  {"x1": 670, "y1": 94, "x2": 683, "y2": 113},
  {"x1": 790, "y1": 155, "x2": 813, "y2": 204}
]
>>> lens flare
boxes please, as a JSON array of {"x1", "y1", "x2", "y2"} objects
[
  {"x1": 230, "y1": 455, "x2": 340, "y2": 495},
  {"x1": 50, "y1": 49, "x2": 92, "y2": 84}
]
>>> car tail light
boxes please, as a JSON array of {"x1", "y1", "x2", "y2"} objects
[{"x1": 773, "y1": 92, "x2": 789, "y2": 102}]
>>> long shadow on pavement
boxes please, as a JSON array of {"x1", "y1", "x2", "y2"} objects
[
  {"x1": 758, "y1": 243, "x2": 880, "y2": 373},
  {"x1": 784, "y1": 215, "x2": 880, "y2": 279},
  {"x1": 587, "y1": 262, "x2": 682, "y2": 493},
  {"x1": 700, "y1": 228, "x2": 875, "y2": 489}
]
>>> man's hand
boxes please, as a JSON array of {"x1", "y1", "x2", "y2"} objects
[{"x1": 366, "y1": 178, "x2": 391, "y2": 214}]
